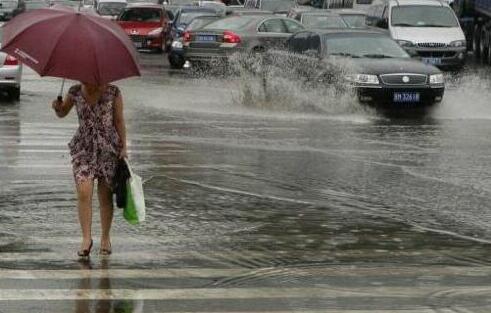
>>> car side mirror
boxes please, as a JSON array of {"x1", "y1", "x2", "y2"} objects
[{"x1": 377, "y1": 18, "x2": 388, "y2": 28}]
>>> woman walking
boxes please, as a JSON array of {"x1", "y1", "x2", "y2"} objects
[{"x1": 52, "y1": 83, "x2": 127, "y2": 258}]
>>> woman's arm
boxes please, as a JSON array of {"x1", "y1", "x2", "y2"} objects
[
  {"x1": 52, "y1": 94, "x2": 74, "y2": 118},
  {"x1": 113, "y1": 92, "x2": 127, "y2": 158}
]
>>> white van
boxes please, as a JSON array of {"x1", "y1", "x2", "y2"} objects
[
  {"x1": 96, "y1": 0, "x2": 127, "y2": 19},
  {"x1": 367, "y1": 0, "x2": 466, "y2": 69}
]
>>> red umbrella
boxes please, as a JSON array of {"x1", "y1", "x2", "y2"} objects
[{"x1": 1, "y1": 5, "x2": 140, "y2": 85}]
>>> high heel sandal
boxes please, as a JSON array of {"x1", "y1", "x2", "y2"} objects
[
  {"x1": 100, "y1": 242, "x2": 112, "y2": 256},
  {"x1": 77, "y1": 239, "x2": 93, "y2": 258}
]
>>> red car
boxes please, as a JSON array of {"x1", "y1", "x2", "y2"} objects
[{"x1": 117, "y1": 3, "x2": 170, "y2": 53}]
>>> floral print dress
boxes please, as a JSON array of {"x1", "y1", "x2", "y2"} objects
[{"x1": 68, "y1": 84, "x2": 122, "y2": 186}]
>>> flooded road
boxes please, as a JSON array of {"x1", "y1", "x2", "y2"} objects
[{"x1": 3, "y1": 54, "x2": 491, "y2": 312}]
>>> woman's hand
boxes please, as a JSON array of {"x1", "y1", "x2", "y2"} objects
[
  {"x1": 52, "y1": 98, "x2": 63, "y2": 112},
  {"x1": 52, "y1": 95, "x2": 73, "y2": 118}
]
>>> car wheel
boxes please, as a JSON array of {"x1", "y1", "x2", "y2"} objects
[
  {"x1": 169, "y1": 55, "x2": 184, "y2": 69},
  {"x1": 473, "y1": 24, "x2": 481, "y2": 58},
  {"x1": 9, "y1": 87, "x2": 20, "y2": 101}
]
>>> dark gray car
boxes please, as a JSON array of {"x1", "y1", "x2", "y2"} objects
[
  {"x1": 0, "y1": 0, "x2": 25, "y2": 20},
  {"x1": 183, "y1": 14, "x2": 304, "y2": 62}
]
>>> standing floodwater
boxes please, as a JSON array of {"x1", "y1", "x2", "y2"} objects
[{"x1": 2, "y1": 54, "x2": 491, "y2": 312}]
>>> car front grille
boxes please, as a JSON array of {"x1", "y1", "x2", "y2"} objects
[
  {"x1": 417, "y1": 42, "x2": 447, "y2": 48},
  {"x1": 130, "y1": 35, "x2": 145, "y2": 43},
  {"x1": 379, "y1": 73, "x2": 427, "y2": 85},
  {"x1": 417, "y1": 50, "x2": 457, "y2": 58}
]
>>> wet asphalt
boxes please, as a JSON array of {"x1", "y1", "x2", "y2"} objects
[{"x1": 3, "y1": 53, "x2": 491, "y2": 312}]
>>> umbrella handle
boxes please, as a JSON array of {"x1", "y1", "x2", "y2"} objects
[{"x1": 58, "y1": 79, "x2": 65, "y2": 102}]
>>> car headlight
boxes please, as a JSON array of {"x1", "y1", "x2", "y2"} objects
[
  {"x1": 429, "y1": 73, "x2": 444, "y2": 85},
  {"x1": 396, "y1": 40, "x2": 415, "y2": 48},
  {"x1": 171, "y1": 40, "x2": 183, "y2": 49},
  {"x1": 449, "y1": 40, "x2": 466, "y2": 48},
  {"x1": 346, "y1": 74, "x2": 380, "y2": 85},
  {"x1": 148, "y1": 27, "x2": 163, "y2": 37}
]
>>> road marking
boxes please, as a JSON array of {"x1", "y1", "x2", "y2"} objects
[
  {"x1": 1, "y1": 286, "x2": 491, "y2": 301},
  {"x1": 3, "y1": 266, "x2": 491, "y2": 279},
  {"x1": 0, "y1": 269, "x2": 248, "y2": 279}
]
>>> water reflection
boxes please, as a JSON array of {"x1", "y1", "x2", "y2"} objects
[{"x1": 75, "y1": 259, "x2": 143, "y2": 313}]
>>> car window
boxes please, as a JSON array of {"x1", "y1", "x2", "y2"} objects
[
  {"x1": 259, "y1": 18, "x2": 287, "y2": 33},
  {"x1": 323, "y1": 34, "x2": 410, "y2": 58},
  {"x1": 98, "y1": 2, "x2": 126, "y2": 16},
  {"x1": 301, "y1": 14, "x2": 347, "y2": 29},
  {"x1": 119, "y1": 8, "x2": 162, "y2": 22},
  {"x1": 391, "y1": 5, "x2": 459, "y2": 27},
  {"x1": 283, "y1": 19, "x2": 304, "y2": 33},
  {"x1": 288, "y1": 31, "x2": 311, "y2": 53},
  {"x1": 203, "y1": 16, "x2": 255, "y2": 30},
  {"x1": 309, "y1": 34, "x2": 321, "y2": 52},
  {"x1": 341, "y1": 14, "x2": 366, "y2": 28},
  {"x1": 260, "y1": 0, "x2": 294, "y2": 12}
]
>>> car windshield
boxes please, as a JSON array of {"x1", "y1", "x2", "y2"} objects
[
  {"x1": 391, "y1": 5, "x2": 459, "y2": 27},
  {"x1": 119, "y1": 8, "x2": 161, "y2": 22},
  {"x1": 25, "y1": 1, "x2": 49, "y2": 9},
  {"x1": 324, "y1": 34, "x2": 410, "y2": 58},
  {"x1": 178, "y1": 11, "x2": 216, "y2": 25},
  {"x1": 341, "y1": 14, "x2": 366, "y2": 28},
  {"x1": 98, "y1": 2, "x2": 126, "y2": 15},
  {"x1": 186, "y1": 16, "x2": 218, "y2": 30},
  {"x1": 261, "y1": 0, "x2": 294, "y2": 12},
  {"x1": 203, "y1": 16, "x2": 255, "y2": 30},
  {"x1": 302, "y1": 14, "x2": 347, "y2": 28},
  {"x1": 0, "y1": 1, "x2": 18, "y2": 8}
]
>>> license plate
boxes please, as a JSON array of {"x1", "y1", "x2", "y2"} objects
[
  {"x1": 393, "y1": 92, "x2": 420, "y2": 103},
  {"x1": 196, "y1": 35, "x2": 216, "y2": 42},
  {"x1": 134, "y1": 42, "x2": 142, "y2": 48},
  {"x1": 422, "y1": 57, "x2": 442, "y2": 65}
]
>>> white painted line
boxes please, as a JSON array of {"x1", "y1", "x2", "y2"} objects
[
  {"x1": 1, "y1": 286, "x2": 491, "y2": 301},
  {"x1": 0, "y1": 269, "x2": 248, "y2": 279},
  {"x1": 1, "y1": 266, "x2": 491, "y2": 281}
]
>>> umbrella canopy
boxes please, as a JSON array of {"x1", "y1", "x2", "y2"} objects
[{"x1": 1, "y1": 6, "x2": 140, "y2": 85}]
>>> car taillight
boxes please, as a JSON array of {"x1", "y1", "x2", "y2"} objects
[
  {"x1": 4, "y1": 55, "x2": 18, "y2": 66},
  {"x1": 183, "y1": 31, "x2": 191, "y2": 43},
  {"x1": 223, "y1": 31, "x2": 241, "y2": 44}
]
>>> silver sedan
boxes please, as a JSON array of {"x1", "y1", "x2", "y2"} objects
[
  {"x1": 0, "y1": 24, "x2": 22, "y2": 101},
  {"x1": 183, "y1": 15, "x2": 304, "y2": 63}
]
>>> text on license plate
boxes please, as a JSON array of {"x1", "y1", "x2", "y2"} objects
[
  {"x1": 393, "y1": 92, "x2": 420, "y2": 103},
  {"x1": 422, "y1": 57, "x2": 442, "y2": 65},
  {"x1": 134, "y1": 42, "x2": 142, "y2": 48},
  {"x1": 196, "y1": 35, "x2": 216, "y2": 42}
]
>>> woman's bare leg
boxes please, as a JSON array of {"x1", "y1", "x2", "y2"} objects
[
  {"x1": 76, "y1": 179, "x2": 94, "y2": 251},
  {"x1": 98, "y1": 180, "x2": 114, "y2": 251}
]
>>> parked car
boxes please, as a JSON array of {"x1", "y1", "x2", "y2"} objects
[
  {"x1": 285, "y1": 29, "x2": 444, "y2": 107},
  {"x1": 117, "y1": 3, "x2": 171, "y2": 53},
  {"x1": 226, "y1": 7, "x2": 274, "y2": 15},
  {"x1": 290, "y1": 10, "x2": 348, "y2": 29},
  {"x1": 24, "y1": 0, "x2": 49, "y2": 11},
  {"x1": 0, "y1": 0, "x2": 25, "y2": 21},
  {"x1": 168, "y1": 14, "x2": 220, "y2": 68},
  {"x1": 183, "y1": 15, "x2": 304, "y2": 62},
  {"x1": 168, "y1": 6, "x2": 221, "y2": 49},
  {"x1": 163, "y1": 4, "x2": 181, "y2": 21},
  {"x1": 335, "y1": 8, "x2": 367, "y2": 28},
  {"x1": 367, "y1": 0, "x2": 466, "y2": 69},
  {"x1": 97, "y1": 0, "x2": 127, "y2": 19},
  {"x1": 0, "y1": 27, "x2": 22, "y2": 100},
  {"x1": 244, "y1": 0, "x2": 297, "y2": 15}
]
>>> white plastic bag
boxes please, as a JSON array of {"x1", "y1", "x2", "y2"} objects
[{"x1": 123, "y1": 159, "x2": 146, "y2": 224}]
